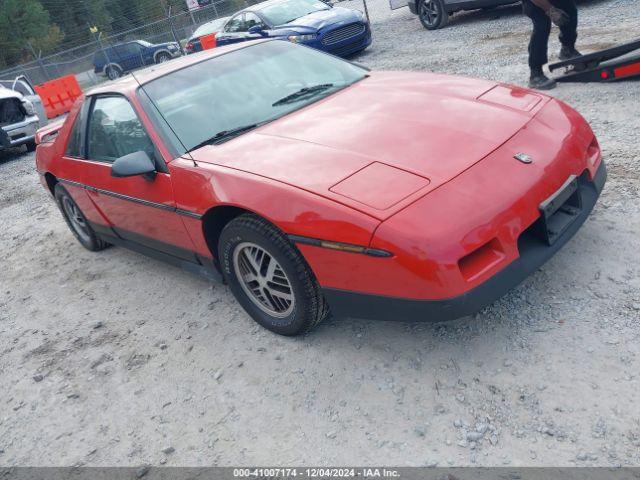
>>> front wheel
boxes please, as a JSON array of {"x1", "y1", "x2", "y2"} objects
[
  {"x1": 419, "y1": 0, "x2": 449, "y2": 30},
  {"x1": 54, "y1": 184, "x2": 109, "y2": 252},
  {"x1": 218, "y1": 214, "x2": 329, "y2": 336},
  {"x1": 155, "y1": 52, "x2": 171, "y2": 64}
]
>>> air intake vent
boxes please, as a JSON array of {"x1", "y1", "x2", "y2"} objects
[{"x1": 322, "y1": 23, "x2": 366, "y2": 46}]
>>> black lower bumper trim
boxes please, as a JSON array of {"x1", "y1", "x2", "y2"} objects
[{"x1": 323, "y1": 162, "x2": 606, "y2": 322}]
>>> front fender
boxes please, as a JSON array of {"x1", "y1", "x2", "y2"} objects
[{"x1": 168, "y1": 158, "x2": 380, "y2": 264}]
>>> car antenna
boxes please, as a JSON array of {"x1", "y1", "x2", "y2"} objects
[
  {"x1": 106, "y1": 45, "x2": 198, "y2": 167},
  {"x1": 91, "y1": 36, "x2": 193, "y2": 169}
]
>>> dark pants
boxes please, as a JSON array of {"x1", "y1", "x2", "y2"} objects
[{"x1": 523, "y1": 0, "x2": 578, "y2": 71}]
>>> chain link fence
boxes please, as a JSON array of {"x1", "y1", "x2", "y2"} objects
[{"x1": 0, "y1": 0, "x2": 262, "y2": 89}]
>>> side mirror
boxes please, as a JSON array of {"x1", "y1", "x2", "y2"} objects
[
  {"x1": 111, "y1": 150, "x2": 156, "y2": 178},
  {"x1": 248, "y1": 25, "x2": 267, "y2": 35}
]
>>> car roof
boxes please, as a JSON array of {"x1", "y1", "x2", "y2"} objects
[
  {"x1": 252, "y1": 0, "x2": 301, "y2": 10},
  {"x1": 86, "y1": 40, "x2": 269, "y2": 96}
]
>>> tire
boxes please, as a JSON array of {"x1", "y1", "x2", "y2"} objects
[
  {"x1": 218, "y1": 214, "x2": 329, "y2": 336},
  {"x1": 25, "y1": 140, "x2": 36, "y2": 152},
  {"x1": 419, "y1": 0, "x2": 449, "y2": 30},
  {"x1": 54, "y1": 184, "x2": 109, "y2": 252},
  {"x1": 105, "y1": 65, "x2": 122, "y2": 80},
  {"x1": 155, "y1": 52, "x2": 171, "y2": 64}
]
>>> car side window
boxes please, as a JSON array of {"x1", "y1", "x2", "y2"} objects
[
  {"x1": 86, "y1": 96, "x2": 156, "y2": 164},
  {"x1": 65, "y1": 110, "x2": 85, "y2": 158},
  {"x1": 244, "y1": 13, "x2": 265, "y2": 30},
  {"x1": 225, "y1": 14, "x2": 245, "y2": 32},
  {"x1": 126, "y1": 43, "x2": 141, "y2": 56}
]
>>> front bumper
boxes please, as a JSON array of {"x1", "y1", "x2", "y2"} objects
[
  {"x1": 323, "y1": 161, "x2": 606, "y2": 322},
  {"x1": 307, "y1": 23, "x2": 372, "y2": 58},
  {"x1": 0, "y1": 115, "x2": 39, "y2": 150}
]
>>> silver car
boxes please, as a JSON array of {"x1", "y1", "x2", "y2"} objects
[{"x1": 0, "y1": 83, "x2": 41, "y2": 153}]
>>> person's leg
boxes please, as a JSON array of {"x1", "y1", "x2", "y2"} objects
[
  {"x1": 557, "y1": 0, "x2": 580, "y2": 59},
  {"x1": 523, "y1": 0, "x2": 555, "y2": 89}
]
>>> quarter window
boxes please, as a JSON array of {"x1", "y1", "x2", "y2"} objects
[
  {"x1": 65, "y1": 110, "x2": 85, "y2": 158},
  {"x1": 87, "y1": 96, "x2": 156, "y2": 164}
]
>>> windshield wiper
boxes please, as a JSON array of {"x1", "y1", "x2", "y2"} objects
[
  {"x1": 272, "y1": 83, "x2": 334, "y2": 107},
  {"x1": 188, "y1": 123, "x2": 260, "y2": 151}
]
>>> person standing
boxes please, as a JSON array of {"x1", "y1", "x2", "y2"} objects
[{"x1": 523, "y1": 0, "x2": 581, "y2": 90}]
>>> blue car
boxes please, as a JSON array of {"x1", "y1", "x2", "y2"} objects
[
  {"x1": 94, "y1": 40, "x2": 182, "y2": 80},
  {"x1": 215, "y1": 0, "x2": 371, "y2": 57}
]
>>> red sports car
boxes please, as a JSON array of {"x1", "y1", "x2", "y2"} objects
[{"x1": 35, "y1": 40, "x2": 606, "y2": 336}]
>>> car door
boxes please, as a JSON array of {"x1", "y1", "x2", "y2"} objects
[
  {"x1": 112, "y1": 43, "x2": 140, "y2": 72},
  {"x1": 82, "y1": 93, "x2": 198, "y2": 260}
]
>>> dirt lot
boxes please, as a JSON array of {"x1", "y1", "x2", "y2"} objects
[{"x1": 1, "y1": 0, "x2": 639, "y2": 468}]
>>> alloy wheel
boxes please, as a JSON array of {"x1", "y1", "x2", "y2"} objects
[
  {"x1": 420, "y1": 0, "x2": 440, "y2": 27},
  {"x1": 61, "y1": 196, "x2": 91, "y2": 243},
  {"x1": 233, "y1": 242, "x2": 295, "y2": 318}
]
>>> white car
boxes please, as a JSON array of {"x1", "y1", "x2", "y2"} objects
[{"x1": 0, "y1": 85, "x2": 41, "y2": 153}]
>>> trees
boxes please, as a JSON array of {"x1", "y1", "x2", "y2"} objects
[
  {"x1": 39, "y1": 0, "x2": 111, "y2": 48},
  {"x1": 0, "y1": 0, "x2": 63, "y2": 68},
  {"x1": 0, "y1": 0, "x2": 222, "y2": 70}
]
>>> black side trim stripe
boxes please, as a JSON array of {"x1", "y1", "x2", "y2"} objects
[
  {"x1": 288, "y1": 234, "x2": 392, "y2": 258},
  {"x1": 176, "y1": 208, "x2": 203, "y2": 219},
  {"x1": 58, "y1": 178, "x2": 202, "y2": 219}
]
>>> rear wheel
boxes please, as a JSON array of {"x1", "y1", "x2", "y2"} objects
[
  {"x1": 218, "y1": 214, "x2": 329, "y2": 336},
  {"x1": 105, "y1": 65, "x2": 122, "y2": 80},
  {"x1": 54, "y1": 184, "x2": 109, "y2": 252},
  {"x1": 419, "y1": 0, "x2": 449, "y2": 29}
]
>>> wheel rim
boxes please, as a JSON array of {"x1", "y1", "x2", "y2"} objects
[
  {"x1": 158, "y1": 55, "x2": 169, "y2": 63},
  {"x1": 420, "y1": 0, "x2": 440, "y2": 26},
  {"x1": 233, "y1": 242, "x2": 295, "y2": 318},
  {"x1": 62, "y1": 196, "x2": 91, "y2": 243},
  {"x1": 108, "y1": 68, "x2": 118, "y2": 80}
]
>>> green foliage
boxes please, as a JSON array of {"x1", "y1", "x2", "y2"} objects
[
  {"x1": 1, "y1": 0, "x2": 235, "y2": 70},
  {"x1": 0, "y1": 0, "x2": 62, "y2": 68}
]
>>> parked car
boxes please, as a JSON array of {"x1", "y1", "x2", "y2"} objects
[
  {"x1": 185, "y1": 17, "x2": 230, "y2": 54},
  {"x1": 407, "y1": 0, "x2": 519, "y2": 29},
  {"x1": 1, "y1": 86, "x2": 41, "y2": 152},
  {"x1": 94, "y1": 40, "x2": 182, "y2": 80},
  {"x1": 0, "y1": 75, "x2": 48, "y2": 127},
  {"x1": 215, "y1": 0, "x2": 371, "y2": 57},
  {"x1": 36, "y1": 40, "x2": 605, "y2": 336}
]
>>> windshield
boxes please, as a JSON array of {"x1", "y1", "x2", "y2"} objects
[
  {"x1": 259, "y1": 0, "x2": 330, "y2": 26},
  {"x1": 141, "y1": 41, "x2": 367, "y2": 153},
  {"x1": 193, "y1": 18, "x2": 228, "y2": 38}
]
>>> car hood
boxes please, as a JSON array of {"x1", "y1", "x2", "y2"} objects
[
  {"x1": 280, "y1": 7, "x2": 363, "y2": 31},
  {"x1": 155, "y1": 42, "x2": 179, "y2": 48},
  {"x1": 189, "y1": 71, "x2": 549, "y2": 219},
  {"x1": 0, "y1": 87, "x2": 23, "y2": 101}
]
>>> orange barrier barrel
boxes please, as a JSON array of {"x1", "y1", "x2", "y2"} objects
[
  {"x1": 200, "y1": 33, "x2": 217, "y2": 51},
  {"x1": 34, "y1": 75, "x2": 82, "y2": 119}
]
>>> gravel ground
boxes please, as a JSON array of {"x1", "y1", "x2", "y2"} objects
[{"x1": 1, "y1": 0, "x2": 639, "y2": 467}]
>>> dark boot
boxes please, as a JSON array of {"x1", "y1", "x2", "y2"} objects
[
  {"x1": 528, "y1": 69, "x2": 557, "y2": 90},
  {"x1": 559, "y1": 46, "x2": 582, "y2": 60}
]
